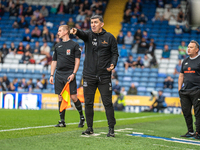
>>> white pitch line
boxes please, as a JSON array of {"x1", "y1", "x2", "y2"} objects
[
  {"x1": 0, "y1": 114, "x2": 169, "y2": 132},
  {"x1": 153, "y1": 144, "x2": 194, "y2": 150},
  {"x1": 171, "y1": 137, "x2": 200, "y2": 142}
]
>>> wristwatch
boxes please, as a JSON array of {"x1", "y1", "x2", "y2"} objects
[{"x1": 72, "y1": 73, "x2": 76, "y2": 75}]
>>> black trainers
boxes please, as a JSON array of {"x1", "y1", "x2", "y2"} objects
[
  {"x1": 54, "y1": 121, "x2": 66, "y2": 127},
  {"x1": 107, "y1": 128, "x2": 115, "y2": 137},
  {"x1": 193, "y1": 132, "x2": 200, "y2": 140},
  {"x1": 180, "y1": 131, "x2": 194, "y2": 137},
  {"x1": 78, "y1": 117, "x2": 85, "y2": 128},
  {"x1": 82, "y1": 127, "x2": 94, "y2": 135}
]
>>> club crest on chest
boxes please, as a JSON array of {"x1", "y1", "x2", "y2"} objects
[{"x1": 66, "y1": 49, "x2": 71, "y2": 55}]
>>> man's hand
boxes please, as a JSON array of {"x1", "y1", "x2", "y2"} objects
[
  {"x1": 70, "y1": 28, "x2": 77, "y2": 35},
  {"x1": 49, "y1": 76, "x2": 54, "y2": 84},
  {"x1": 68, "y1": 74, "x2": 75, "y2": 83},
  {"x1": 107, "y1": 64, "x2": 114, "y2": 72}
]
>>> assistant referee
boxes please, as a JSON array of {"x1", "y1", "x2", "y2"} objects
[
  {"x1": 178, "y1": 40, "x2": 200, "y2": 139},
  {"x1": 49, "y1": 25, "x2": 85, "y2": 127}
]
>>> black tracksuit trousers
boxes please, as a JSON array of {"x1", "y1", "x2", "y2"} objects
[
  {"x1": 83, "y1": 77, "x2": 116, "y2": 128},
  {"x1": 179, "y1": 89, "x2": 200, "y2": 133}
]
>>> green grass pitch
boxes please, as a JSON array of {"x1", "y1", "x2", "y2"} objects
[{"x1": 0, "y1": 109, "x2": 199, "y2": 150}]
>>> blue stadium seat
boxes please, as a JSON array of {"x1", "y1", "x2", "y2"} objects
[
  {"x1": 163, "y1": 92, "x2": 171, "y2": 97},
  {"x1": 138, "y1": 92, "x2": 145, "y2": 96},
  {"x1": 15, "y1": 73, "x2": 24, "y2": 79},
  {"x1": 124, "y1": 71, "x2": 133, "y2": 77},
  {"x1": 7, "y1": 73, "x2": 16, "y2": 79},
  {"x1": 139, "y1": 82, "x2": 148, "y2": 87},
  {"x1": 147, "y1": 82, "x2": 156, "y2": 87},
  {"x1": 134, "y1": 68, "x2": 143, "y2": 72},
  {"x1": 146, "y1": 87, "x2": 155, "y2": 92},
  {"x1": 122, "y1": 82, "x2": 131, "y2": 87},
  {"x1": 137, "y1": 87, "x2": 146, "y2": 92},
  {"x1": 142, "y1": 68, "x2": 150, "y2": 72},
  {"x1": 155, "y1": 87, "x2": 163, "y2": 91},
  {"x1": 156, "y1": 83, "x2": 164, "y2": 87},
  {"x1": 163, "y1": 88, "x2": 172, "y2": 93},
  {"x1": 123, "y1": 76, "x2": 132, "y2": 82},
  {"x1": 140, "y1": 77, "x2": 148, "y2": 82},
  {"x1": 157, "y1": 77, "x2": 165, "y2": 83},
  {"x1": 148, "y1": 77, "x2": 157, "y2": 82},
  {"x1": 173, "y1": 83, "x2": 178, "y2": 88},
  {"x1": 149, "y1": 72, "x2": 157, "y2": 78},
  {"x1": 141, "y1": 72, "x2": 149, "y2": 77},
  {"x1": 18, "y1": 88, "x2": 26, "y2": 92},
  {"x1": 172, "y1": 93, "x2": 179, "y2": 97},
  {"x1": 125, "y1": 86, "x2": 129, "y2": 91},
  {"x1": 158, "y1": 73, "x2": 167, "y2": 78},
  {"x1": 133, "y1": 72, "x2": 142, "y2": 77},
  {"x1": 144, "y1": 92, "x2": 151, "y2": 96},
  {"x1": 132, "y1": 77, "x2": 140, "y2": 82},
  {"x1": 42, "y1": 89, "x2": 51, "y2": 93},
  {"x1": 172, "y1": 88, "x2": 178, "y2": 93},
  {"x1": 33, "y1": 89, "x2": 42, "y2": 93}
]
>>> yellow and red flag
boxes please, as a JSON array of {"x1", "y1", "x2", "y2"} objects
[{"x1": 60, "y1": 82, "x2": 71, "y2": 112}]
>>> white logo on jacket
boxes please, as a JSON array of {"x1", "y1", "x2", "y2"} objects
[
  {"x1": 92, "y1": 39, "x2": 97, "y2": 46},
  {"x1": 83, "y1": 81, "x2": 88, "y2": 87}
]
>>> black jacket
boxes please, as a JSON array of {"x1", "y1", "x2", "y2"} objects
[{"x1": 76, "y1": 29, "x2": 119, "y2": 79}]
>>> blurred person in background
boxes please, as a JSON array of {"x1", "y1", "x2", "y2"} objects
[
  {"x1": 31, "y1": 26, "x2": 41, "y2": 38},
  {"x1": 149, "y1": 90, "x2": 167, "y2": 112},
  {"x1": 163, "y1": 76, "x2": 174, "y2": 89},
  {"x1": 2, "y1": 75, "x2": 10, "y2": 91},
  {"x1": 127, "y1": 83, "x2": 137, "y2": 95},
  {"x1": 0, "y1": 43, "x2": 9, "y2": 61},
  {"x1": 18, "y1": 78, "x2": 27, "y2": 89},
  {"x1": 117, "y1": 30, "x2": 124, "y2": 44},
  {"x1": 17, "y1": 42, "x2": 25, "y2": 54},
  {"x1": 178, "y1": 41, "x2": 187, "y2": 60},
  {"x1": 9, "y1": 42, "x2": 17, "y2": 55},
  {"x1": 161, "y1": 44, "x2": 170, "y2": 59},
  {"x1": 113, "y1": 90, "x2": 126, "y2": 111},
  {"x1": 174, "y1": 60, "x2": 182, "y2": 75}
]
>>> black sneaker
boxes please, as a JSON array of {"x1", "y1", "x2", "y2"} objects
[
  {"x1": 107, "y1": 128, "x2": 115, "y2": 137},
  {"x1": 180, "y1": 131, "x2": 194, "y2": 137},
  {"x1": 54, "y1": 121, "x2": 66, "y2": 127},
  {"x1": 82, "y1": 127, "x2": 94, "y2": 135},
  {"x1": 78, "y1": 117, "x2": 85, "y2": 128},
  {"x1": 193, "y1": 132, "x2": 200, "y2": 140}
]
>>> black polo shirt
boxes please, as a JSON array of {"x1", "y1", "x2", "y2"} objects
[
  {"x1": 180, "y1": 55, "x2": 200, "y2": 90},
  {"x1": 53, "y1": 40, "x2": 81, "y2": 72}
]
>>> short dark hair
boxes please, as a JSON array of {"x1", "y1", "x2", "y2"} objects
[
  {"x1": 59, "y1": 25, "x2": 70, "y2": 35},
  {"x1": 90, "y1": 15, "x2": 104, "y2": 22},
  {"x1": 190, "y1": 40, "x2": 200, "y2": 49}
]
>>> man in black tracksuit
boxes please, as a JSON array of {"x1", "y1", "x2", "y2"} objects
[
  {"x1": 178, "y1": 40, "x2": 200, "y2": 139},
  {"x1": 70, "y1": 15, "x2": 119, "y2": 137}
]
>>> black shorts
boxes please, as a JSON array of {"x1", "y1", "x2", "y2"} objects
[{"x1": 54, "y1": 71, "x2": 77, "y2": 95}]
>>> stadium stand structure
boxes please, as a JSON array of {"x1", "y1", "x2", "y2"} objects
[{"x1": 0, "y1": 0, "x2": 189, "y2": 98}]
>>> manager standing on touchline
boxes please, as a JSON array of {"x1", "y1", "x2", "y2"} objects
[
  {"x1": 178, "y1": 40, "x2": 200, "y2": 140},
  {"x1": 70, "y1": 15, "x2": 119, "y2": 137}
]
